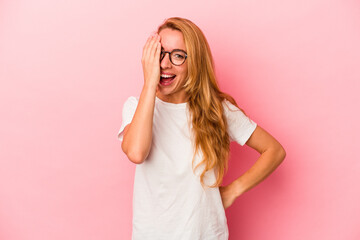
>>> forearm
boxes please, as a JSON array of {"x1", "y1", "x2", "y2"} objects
[
  {"x1": 231, "y1": 147, "x2": 286, "y2": 197},
  {"x1": 122, "y1": 84, "x2": 157, "y2": 163}
]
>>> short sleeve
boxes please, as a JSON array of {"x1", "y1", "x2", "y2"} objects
[
  {"x1": 223, "y1": 100, "x2": 257, "y2": 146},
  {"x1": 117, "y1": 96, "x2": 139, "y2": 142}
]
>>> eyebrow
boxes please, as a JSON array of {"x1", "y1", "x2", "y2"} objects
[{"x1": 161, "y1": 47, "x2": 186, "y2": 52}]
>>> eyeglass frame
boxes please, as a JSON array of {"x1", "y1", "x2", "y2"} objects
[{"x1": 160, "y1": 49, "x2": 188, "y2": 66}]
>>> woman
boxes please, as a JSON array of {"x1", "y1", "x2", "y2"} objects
[{"x1": 118, "y1": 17, "x2": 286, "y2": 240}]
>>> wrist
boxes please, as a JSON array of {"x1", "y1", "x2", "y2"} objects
[
  {"x1": 143, "y1": 83, "x2": 158, "y2": 92},
  {"x1": 231, "y1": 179, "x2": 246, "y2": 198}
]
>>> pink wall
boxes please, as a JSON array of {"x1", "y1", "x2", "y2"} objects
[{"x1": 1, "y1": 0, "x2": 359, "y2": 239}]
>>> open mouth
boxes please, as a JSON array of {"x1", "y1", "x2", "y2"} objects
[{"x1": 160, "y1": 74, "x2": 176, "y2": 86}]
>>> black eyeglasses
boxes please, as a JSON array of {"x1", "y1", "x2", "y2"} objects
[{"x1": 160, "y1": 49, "x2": 188, "y2": 66}]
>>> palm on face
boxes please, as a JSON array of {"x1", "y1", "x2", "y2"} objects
[{"x1": 141, "y1": 33, "x2": 161, "y2": 89}]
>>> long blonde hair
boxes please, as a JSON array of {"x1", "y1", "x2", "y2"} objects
[{"x1": 158, "y1": 17, "x2": 247, "y2": 188}]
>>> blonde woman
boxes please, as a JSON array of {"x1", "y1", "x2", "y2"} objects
[{"x1": 118, "y1": 17, "x2": 286, "y2": 240}]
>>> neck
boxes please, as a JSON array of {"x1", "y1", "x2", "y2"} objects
[{"x1": 156, "y1": 92, "x2": 189, "y2": 104}]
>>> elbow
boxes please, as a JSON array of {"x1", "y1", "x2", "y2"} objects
[
  {"x1": 276, "y1": 145, "x2": 286, "y2": 162},
  {"x1": 266, "y1": 142, "x2": 286, "y2": 163},
  {"x1": 122, "y1": 142, "x2": 147, "y2": 164},
  {"x1": 127, "y1": 151, "x2": 146, "y2": 164}
]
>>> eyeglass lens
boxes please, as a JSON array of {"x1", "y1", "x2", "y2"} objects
[{"x1": 160, "y1": 50, "x2": 186, "y2": 65}]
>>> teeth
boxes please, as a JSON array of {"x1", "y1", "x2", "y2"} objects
[{"x1": 161, "y1": 74, "x2": 176, "y2": 78}]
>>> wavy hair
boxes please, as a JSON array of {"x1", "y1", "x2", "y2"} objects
[{"x1": 157, "y1": 17, "x2": 248, "y2": 188}]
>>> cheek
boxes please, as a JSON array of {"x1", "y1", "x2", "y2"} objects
[{"x1": 178, "y1": 66, "x2": 188, "y2": 77}]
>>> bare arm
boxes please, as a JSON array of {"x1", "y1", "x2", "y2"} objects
[
  {"x1": 231, "y1": 125, "x2": 286, "y2": 196},
  {"x1": 219, "y1": 125, "x2": 286, "y2": 209},
  {"x1": 121, "y1": 33, "x2": 161, "y2": 164}
]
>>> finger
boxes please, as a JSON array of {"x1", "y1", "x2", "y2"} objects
[
  {"x1": 142, "y1": 35, "x2": 154, "y2": 60},
  {"x1": 154, "y1": 41, "x2": 161, "y2": 62},
  {"x1": 149, "y1": 35, "x2": 160, "y2": 60},
  {"x1": 143, "y1": 33, "x2": 156, "y2": 56},
  {"x1": 143, "y1": 35, "x2": 153, "y2": 53},
  {"x1": 147, "y1": 35, "x2": 158, "y2": 59}
]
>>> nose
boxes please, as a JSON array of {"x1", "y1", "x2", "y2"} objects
[{"x1": 160, "y1": 52, "x2": 172, "y2": 69}]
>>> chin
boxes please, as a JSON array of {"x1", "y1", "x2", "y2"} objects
[
  {"x1": 158, "y1": 89, "x2": 174, "y2": 96},
  {"x1": 158, "y1": 82, "x2": 177, "y2": 91}
]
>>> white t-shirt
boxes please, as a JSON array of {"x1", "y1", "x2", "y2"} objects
[{"x1": 117, "y1": 96, "x2": 257, "y2": 240}]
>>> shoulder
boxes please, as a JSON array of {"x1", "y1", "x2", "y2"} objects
[
  {"x1": 125, "y1": 96, "x2": 139, "y2": 102},
  {"x1": 121, "y1": 96, "x2": 139, "y2": 114},
  {"x1": 221, "y1": 98, "x2": 254, "y2": 123},
  {"x1": 221, "y1": 99, "x2": 242, "y2": 114},
  {"x1": 124, "y1": 96, "x2": 139, "y2": 106}
]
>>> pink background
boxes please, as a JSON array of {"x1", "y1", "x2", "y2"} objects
[{"x1": 1, "y1": 0, "x2": 359, "y2": 239}]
